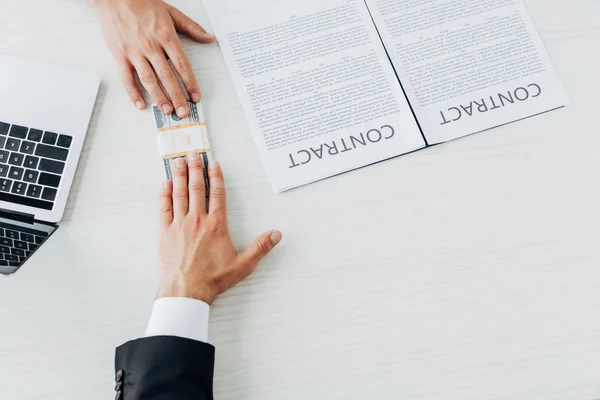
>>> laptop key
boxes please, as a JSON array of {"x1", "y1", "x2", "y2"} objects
[
  {"x1": 0, "y1": 179, "x2": 12, "y2": 192},
  {"x1": 0, "y1": 150, "x2": 8, "y2": 163},
  {"x1": 6, "y1": 230, "x2": 19, "y2": 240},
  {"x1": 20, "y1": 233, "x2": 34, "y2": 243},
  {"x1": 35, "y1": 144, "x2": 68, "y2": 161},
  {"x1": 5, "y1": 254, "x2": 18, "y2": 261},
  {"x1": 0, "y1": 260, "x2": 7, "y2": 266},
  {"x1": 5, "y1": 138, "x2": 20, "y2": 151},
  {"x1": 0, "y1": 245, "x2": 9, "y2": 253},
  {"x1": 42, "y1": 187, "x2": 58, "y2": 201},
  {"x1": 9, "y1": 167, "x2": 24, "y2": 181},
  {"x1": 0, "y1": 228, "x2": 4, "y2": 236},
  {"x1": 34, "y1": 236, "x2": 44, "y2": 244},
  {"x1": 8, "y1": 261, "x2": 20, "y2": 266},
  {"x1": 23, "y1": 170, "x2": 39, "y2": 183},
  {"x1": 25, "y1": 251, "x2": 31, "y2": 257},
  {"x1": 28, "y1": 129, "x2": 43, "y2": 142},
  {"x1": 24, "y1": 155, "x2": 39, "y2": 169},
  {"x1": 57, "y1": 135, "x2": 73, "y2": 148},
  {"x1": 42, "y1": 132, "x2": 58, "y2": 145},
  {"x1": 9, "y1": 125, "x2": 28, "y2": 139},
  {"x1": 0, "y1": 192, "x2": 53, "y2": 210},
  {"x1": 0, "y1": 122, "x2": 9, "y2": 135},
  {"x1": 0, "y1": 238, "x2": 11, "y2": 246},
  {"x1": 11, "y1": 182, "x2": 27, "y2": 196},
  {"x1": 20, "y1": 141, "x2": 35, "y2": 154},
  {"x1": 39, "y1": 173, "x2": 61, "y2": 188},
  {"x1": 26, "y1": 184, "x2": 42, "y2": 198},
  {"x1": 11, "y1": 248, "x2": 25, "y2": 256},
  {"x1": 0, "y1": 136, "x2": 5, "y2": 149},
  {"x1": 9, "y1": 153, "x2": 24, "y2": 166},
  {"x1": 0, "y1": 165, "x2": 8, "y2": 178},
  {"x1": 29, "y1": 243, "x2": 39, "y2": 251},
  {"x1": 14, "y1": 240, "x2": 27, "y2": 249},
  {"x1": 39, "y1": 159, "x2": 65, "y2": 175}
]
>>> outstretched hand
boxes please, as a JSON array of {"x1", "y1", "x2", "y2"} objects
[
  {"x1": 93, "y1": 0, "x2": 216, "y2": 117},
  {"x1": 157, "y1": 153, "x2": 283, "y2": 305}
]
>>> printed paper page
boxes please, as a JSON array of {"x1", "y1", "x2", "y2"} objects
[
  {"x1": 204, "y1": 0, "x2": 426, "y2": 192},
  {"x1": 365, "y1": 0, "x2": 569, "y2": 144}
]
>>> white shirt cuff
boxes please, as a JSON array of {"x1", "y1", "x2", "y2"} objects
[{"x1": 145, "y1": 297, "x2": 210, "y2": 343}]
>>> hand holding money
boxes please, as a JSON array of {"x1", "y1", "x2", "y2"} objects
[{"x1": 153, "y1": 101, "x2": 212, "y2": 205}]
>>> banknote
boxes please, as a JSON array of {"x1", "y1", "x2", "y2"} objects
[{"x1": 152, "y1": 101, "x2": 212, "y2": 205}]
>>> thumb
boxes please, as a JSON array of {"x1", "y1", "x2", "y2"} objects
[
  {"x1": 238, "y1": 230, "x2": 283, "y2": 271},
  {"x1": 168, "y1": 6, "x2": 216, "y2": 43}
]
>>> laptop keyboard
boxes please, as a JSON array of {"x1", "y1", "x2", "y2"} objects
[
  {"x1": 0, "y1": 220, "x2": 49, "y2": 267},
  {"x1": 0, "y1": 121, "x2": 72, "y2": 211}
]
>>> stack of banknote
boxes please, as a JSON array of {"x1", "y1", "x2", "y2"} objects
[{"x1": 152, "y1": 101, "x2": 212, "y2": 203}]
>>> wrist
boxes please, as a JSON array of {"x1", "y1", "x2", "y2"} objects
[
  {"x1": 157, "y1": 275, "x2": 217, "y2": 305},
  {"x1": 90, "y1": 0, "x2": 119, "y2": 8}
]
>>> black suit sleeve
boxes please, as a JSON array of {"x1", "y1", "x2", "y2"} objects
[{"x1": 114, "y1": 336, "x2": 215, "y2": 400}]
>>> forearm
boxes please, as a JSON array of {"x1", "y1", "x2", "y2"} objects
[
  {"x1": 114, "y1": 298, "x2": 213, "y2": 399},
  {"x1": 115, "y1": 336, "x2": 215, "y2": 400}
]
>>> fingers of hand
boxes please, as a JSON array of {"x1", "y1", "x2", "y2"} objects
[
  {"x1": 167, "y1": 5, "x2": 216, "y2": 44},
  {"x1": 119, "y1": 61, "x2": 145, "y2": 109},
  {"x1": 148, "y1": 54, "x2": 189, "y2": 118},
  {"x1": 131, "y1": 57, "x2": 172, "y2": 114},
  {"x1": 171, "y1": 157, "x2": 190, "y2": 218},
  {"x1": 164, "y1": 42, "x2": 201, "y2": 103},
  {"x1": 187, "y1": 152, "x2": 207, "y2": 215},
  {"x1": 238, "y1": 230, "x2": 283, "y2": 275},
  {"x1": 159, "y1": 180, "x2": 174, "y2": 227},
  {"x1": 208, "y1": 161, "x2": 227, "y2": 216}
]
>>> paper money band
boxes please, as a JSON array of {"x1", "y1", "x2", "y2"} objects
[
  {"x1": 156, "y1": 122, "x2": 206, "y2": 132},
  {"x1": 161, "y1": 149, "x2": 211, "y2": 159}
]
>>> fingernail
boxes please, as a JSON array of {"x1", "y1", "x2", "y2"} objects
[
  {"x1": 161, "y1": 104, "x2": 172, "y2": 114},
  {"x1": 187, "y1": 151, "x2": 198, "y2": 161},
  {"x1": 174, "y1": 157, "x2": 185, "y2": 168},
  {"x1": 177, "y1": 106, "x2": 188, "y2": 117},
  {"x1": 270, "y1": 230, "x2": 283, "y2": 246},
  {"x1": 209, "y1": 160, "x2": 219, "y2": 170},
  {"x1": 191, "y1": 93, "x2": 201, "y2": 103},
  {"x1": 163, "y1": 180, "x2": 171, "y2": 189},
  {"x1": 135, "y1": 101, "x2": 144, "y2": 110}
]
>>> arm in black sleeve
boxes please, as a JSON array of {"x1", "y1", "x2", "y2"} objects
[{"x1": 114, "y1": 336, "x2": 215, "y2": 400}]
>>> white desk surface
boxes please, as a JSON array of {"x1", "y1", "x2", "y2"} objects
[{"x1": 1, "y1": 1, "x2": 599, "y2": 399}]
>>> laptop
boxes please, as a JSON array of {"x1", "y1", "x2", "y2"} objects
[{"x1": 0, "y1": 56, "x2": 100, "y2": 275}]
